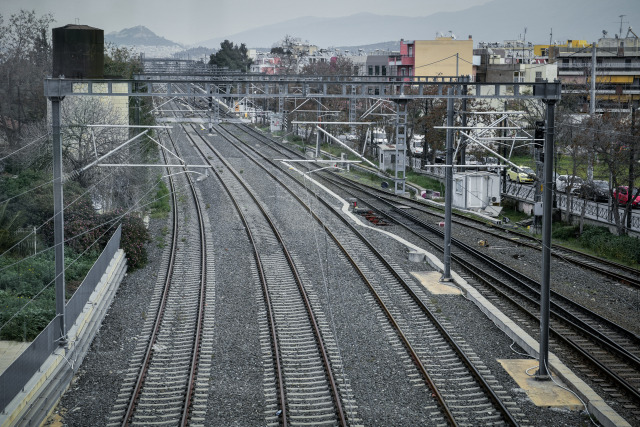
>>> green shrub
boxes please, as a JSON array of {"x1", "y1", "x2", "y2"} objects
[
  {"x1": 0, "y1": 289, "x2": 55, "y2": 341},
  {"x1": 0, "y1": 247, "x2": 98, "y2": 341},
  {"x1": 116, "y1": 214, "x2": 150, "y2": 270},
  {"x1": 578, "y1": 226, "x2": 640, "y2": 265},
  {"x1": 552, "y1": 224, "x2": 580, "y2": 240}
]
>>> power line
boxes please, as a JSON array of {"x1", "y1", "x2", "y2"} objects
[
  {"x1": 0, "y1": 133, "x2": 48, "y2": 162},
  {"x1": 0, "y1": 142, "x2": 152, "y2": 257}
]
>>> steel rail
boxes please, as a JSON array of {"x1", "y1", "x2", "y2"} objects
[
  {"x1": 188, "y1": 124, "x2": 347, "y2": 426},
  {"x1": 331, "y1": 179, "x2": 640, "y2": 404},
  {"x1": 219, "y1": 123, "x2": 518, "y2": 426},
  {"x1": 122, "y1": 125, "x2": 180, "y2": 427}
]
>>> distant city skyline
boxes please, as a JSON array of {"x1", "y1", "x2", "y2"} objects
[{"x1": 2, "y1": 0, "x2": 493, "y2": 45}]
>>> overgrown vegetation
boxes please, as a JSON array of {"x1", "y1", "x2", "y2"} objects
[
  {"x1": 0, "y1": 10, "x2": 156, "y2": 342},
  {"x1": 553, "y1": 224, "x2": 640, "y2": 267},
  {"x1": 0, "y1": 247, "x2": 96, "y2": 341},
  {"x1": 150, "y1": 180, "x2": 171, "y2": 218}
]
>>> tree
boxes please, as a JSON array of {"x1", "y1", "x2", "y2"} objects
[
  {"x1": 209, "y1": 40, "x2": 252, "y2": 72},
  {"x1": 270, "y1": 35, "x2": 307, "y2": 74},
  {"x1": 104, "y1": 43, "x2": 142, "y2": 79},
  {"x1": 0, "y1": 10, "x2": 54, "y2": 146},
  {"x1": 585, "y1": 113, "x2": 639, "y2": 235}
]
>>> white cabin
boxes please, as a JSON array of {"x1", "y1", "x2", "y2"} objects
[{"x1": 452, "y1": 171, "x2": 501, "y2": 212}]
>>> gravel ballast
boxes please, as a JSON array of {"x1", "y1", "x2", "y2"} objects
[{"x1": 46, "y1": 125, "x2": 633, "y2": 426}]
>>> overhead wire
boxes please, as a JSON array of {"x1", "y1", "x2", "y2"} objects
[
  {"x1": 0, "y1": 139, "x2": 153, "y2": 259},
  {"x1": 0, "y1": 133, "x2": 49, "y2": 162},
  {"x1": 0, "y1": 167, "x2": 189, "y2": 333}
]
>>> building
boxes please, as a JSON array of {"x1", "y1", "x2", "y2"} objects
[
  {"x1": 390, "y1": 37, "x2": 474, "y2": 79},
  {"x1": 378, "y1": 144, "x2": 405, "y2": 172},
  {"x1": 536, "y1": 33, "x2": 640, "y2": 110},
  {"x1": 365, "y1": 55, "x2": 390, "y2": 77},
  {"x1": 474, "y1": 40, "x2": 557, "y2": 83},
  {"x1": 452, "y1": 171, "x2": 502, "y2": 212}
]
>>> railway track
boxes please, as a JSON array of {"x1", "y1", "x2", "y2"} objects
[
  {"x1": 179, "y1": 121, "x2": 351, "y2": 426},
  {"x1": 323, "y1": 174, "x2": 640, "y2": 412},
  {"x1": 229, "y1": 122, "x2": 640, "y2": 419},
  {"x1": 107, "y1": 108, "x2": 210, "y2": 426},
  {"x1": 209, "y1": 122, "x2": 522, "y2": 425},
  {"x1": 236, "y1": 123, "x2": 640, "y2": 289}
]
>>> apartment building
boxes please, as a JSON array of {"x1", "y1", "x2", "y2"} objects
[
  {"x1": 390, "y1": 37, "x2": 474, "y2": 79},
  {"x1": 538, "y1": 35, "x2": 640, "y2": 110}
]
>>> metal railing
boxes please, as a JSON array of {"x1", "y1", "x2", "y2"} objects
[
  {"x1": 0, "y1": 225, "x2": 122, "y2": 411},
  {"x1": 416, "y1": 165, "x2": 640, "y2": 232}
]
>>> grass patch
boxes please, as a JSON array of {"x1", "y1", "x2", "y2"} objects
[
  {"x1": 150, "y1": 180, "x2": 171, "y2": 218},
  {"x1": 405, "y1": 171, "x2": 447, "y2": 196}
]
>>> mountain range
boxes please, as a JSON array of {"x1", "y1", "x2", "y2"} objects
[
  {"x1": 106, "y1": 25, "x2": 181, "y2": 47},
  {"x1": 107, "y1": 0, "x2": 638, "y2": 50},
  {"x1": 196, "y1": 0, "x2": 637, "y2": 48}
]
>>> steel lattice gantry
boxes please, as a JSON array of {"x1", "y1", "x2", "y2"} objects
[
  {"x1": 44, "y1": 74, "x2": 561, "y2": 101},
  {"x1": 45, "y1": 72, "x2": 561, "y2": 380}
]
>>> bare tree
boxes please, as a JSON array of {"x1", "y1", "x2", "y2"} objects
[
  {"x1": 61, "y1": 96, "x2": 145, "y2": 211},
  {"x1": 0, "y1": 10, "x2": 53, "y2": 146},
  {"x1": 586, "y1": 113, "x2": 638, "y2": 235}
]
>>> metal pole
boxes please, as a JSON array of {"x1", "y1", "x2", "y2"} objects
[
  {"x1": 590, "y1": 43, "x2": 596, "y2": 115},
  {"x1": 588, "y1": 42, "x2": 597, "y2": 181},
  {"x1": 538, "y1": 98, "x2": 556, "y2": 379},
  {"x1": 460, "y1": 86, "x2": 467, "y2": 164},
  {"x1": 442, "y1": 88, "x2": 454, "y2": 281},
  {"x1": 51, "y1": 96, "x2": 67, "y2": 346}
]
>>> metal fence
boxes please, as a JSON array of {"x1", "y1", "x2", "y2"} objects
[
  {"x1": 0, "y1": 225, "x2": 121, "y2": 411},
  {"x1": 415, "y1": 165, "x2": 640, "y2": 233},
  {"x1": 556, "y1": 194, "x2": 640, "y2": 232}
]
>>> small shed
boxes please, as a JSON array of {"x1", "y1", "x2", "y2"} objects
[
  {"x1": 452, "y1": 171, "x2": 501, "y2": 211},
  {"x1": 378, "y1": 144, "x2": 406, "y2": 172}
]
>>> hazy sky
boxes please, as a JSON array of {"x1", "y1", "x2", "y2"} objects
[{"x1": 1, "y1": 0, "x2": 492, "y2": 45}]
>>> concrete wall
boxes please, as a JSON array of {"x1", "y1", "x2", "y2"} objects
[{"x1": 414, "y1": 38, "x2": 473, "y2": 77}]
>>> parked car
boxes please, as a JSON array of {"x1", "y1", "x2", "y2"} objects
[
  {"x1": 613, "y1": 186, "x2": 640, "y2": 207},
  {"x1": 507, "y1": 165, "x2": 535, "y2": 183},
  {"x1": 482, "y1": 156, "x2": 499, "y2": 173},
  {"x1": 579, "y1": 180, "x2": 609, "y2": 202},
  {"x1": 555, "y1": 175, "x2": 584, "y2": 194}
]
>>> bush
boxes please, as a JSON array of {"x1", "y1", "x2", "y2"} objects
[
  {"x1": 116, "y1": 214, "x2": 150, "y2": 270},
  {"x1": 578, "y1": 226, "x2": 640, "y2": 264},
  {"x1": 552, "y1": 224, "x2": 580, "y2": 240},
  {"x1": 0, "y1": 247, "x2": 97, "y2": 341},
  {"x1": 0, "y1": 289, "x2": 55, "y2": 341}
]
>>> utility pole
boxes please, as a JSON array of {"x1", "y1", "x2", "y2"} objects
[
  {"x1": 460, "y1": 85, "x2": 467, "y2": 165},
  {"x1": 442, "y1": 88, "x2": 455, "y2": 282},
  {"x1": 628, "y1": 105, "x2": 636, "y2": 231},
  {"x1": 51, "y1": 96, "x2": 67, "y2": 346},
  {"x1": 537, "y1": 97, "x2": 557, "y2": 379},
  {"x1": 588, "y1": 42, "x2": 597, "y2": 181}
]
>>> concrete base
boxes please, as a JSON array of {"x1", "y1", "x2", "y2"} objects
[
  {"x1": 408, "y1": 251, "x2": 425, "y2": 263},
  {"x1": 410, "y1": 271, "x2": 463, "y2": 295},
  {"x1": 498, "y1": 359, "x2": 583, "y2": 410}
]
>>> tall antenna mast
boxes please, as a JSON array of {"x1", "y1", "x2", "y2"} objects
[{"x1": 619, "y1": 15, "x2": 626, "y2": 37}]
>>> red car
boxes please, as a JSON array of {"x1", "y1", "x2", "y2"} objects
[{"x1": 613, "y1": 186, "x2": 640, "y2": 207}]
